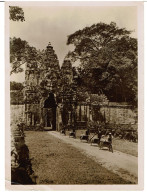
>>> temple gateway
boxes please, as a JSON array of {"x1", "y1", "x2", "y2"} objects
[{"x1": 24, "y1": 43, "x2": 137, "y2": 132}]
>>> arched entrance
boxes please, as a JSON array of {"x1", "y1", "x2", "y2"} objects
[{"x1": 43, "y1": 92, "x2": 57, "y2": 130}]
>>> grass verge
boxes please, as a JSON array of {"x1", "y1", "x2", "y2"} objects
[{"x1": 25, "y1": 131, "x2": 133, "y2": 184}]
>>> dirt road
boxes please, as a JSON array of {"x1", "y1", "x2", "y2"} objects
[{"x1": 48, "y1": 131, "x2": 138, "y2": 184}]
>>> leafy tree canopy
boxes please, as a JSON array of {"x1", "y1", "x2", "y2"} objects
[
  {"x1": 10, "y1": 81, "x2": 24, "y2": 91},
  {"x1": 9, "y1": 6, "x2": 25, "y2": 22},
  {"x1": 67, "y1": 22, "x2": 137, "y2": 105},
  {"x1": 10, "y1": 37, "x2": 40, "y2": 74}
]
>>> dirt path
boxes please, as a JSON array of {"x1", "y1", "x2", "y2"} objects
[{"x1": 48, "y1": 131, "x2": 138, "y2": 184}]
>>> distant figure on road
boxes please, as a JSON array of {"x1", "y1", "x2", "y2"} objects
[
  {"x1": 85, "y1": 129, "x2": 90, "y2": 136},
  {"x1": 108, "y1": 133, "x2": 112, "y2": 144},
  {"x1": 98, "y1": 130, "x2": 102, "y2": 141}
]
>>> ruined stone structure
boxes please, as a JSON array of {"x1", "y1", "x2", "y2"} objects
[
  {"x1": 24, "y1": 43, "x2": 60, "y2": 130},
  {"x1": 100, "y1": 103, "x2": 138, "y2": 131},
  {"x1": 24, "y1": 46, "x2": 92, "y2": 130},
  {"x1": 24, "y1": 43, "x2": 137, "y2": 132}
]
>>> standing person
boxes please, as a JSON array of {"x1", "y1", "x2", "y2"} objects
[
  {"x1": 108, "y1": 133, "x2": 112, "y2": 144},
  {"x1": 62, "y1": 125, "x2": 66, "y2": 135},
  {"x1": 107, "y1": 133, "x2": 113, "y2": 153},
  {"x1": 98, "y1": 130, "x2": 102, "y2": 141},
  {"x1": 72, "y1": 126, "x2": 76, "y2": 138},
  {"x1": 85, "y1": 129, "x2": 90, "y2": 136}
]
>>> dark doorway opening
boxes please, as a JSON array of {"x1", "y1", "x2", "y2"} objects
[{"x1": 44, "y1": 92, "x2": 57, "y2": 130}]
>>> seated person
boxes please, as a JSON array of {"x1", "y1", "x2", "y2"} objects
[
  {"x1": 100, "y1": 135, "x2": 106, "y2": 142},
  {"x1": 69, "y1": 128, "x2": 76, "y2": 138},
  {"x1": 80, "y1": 130, "x2": 89, "y2": 140},
  {"x1": 62, "y1": 127, "x2": 66, "y2": 135}
]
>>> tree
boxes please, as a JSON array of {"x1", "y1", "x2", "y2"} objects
[
  {"x1": 10, "y1": 37, "x2": 39, "y2": 74},
  {"x1": 10, "y1": 81, "x2": 24, "y2": 91},
  {"x1": 99, "y1": 36, "x2": 137, "y2": 103},
  {"x1": 10, "y1": 37, "x2": 28, "y2": 74},
  {"x1": 67, "y1": 22, "x2": 137, "y2": 105},
  {"x1": 67, "y1": 22, "x2": 131, "y2": 63},
  {"x1": 9, "y1": 6, "x2": 27, "y2": 74},
  {"x1": 9, "y1": 6, "x2": 25, "y2": 22},
  {"x1": 10, "y1": 82, "x2": 24, "y2": 105}
]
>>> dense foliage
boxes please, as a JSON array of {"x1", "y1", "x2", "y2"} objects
[
  {"x1": 10, "y1": 81, "x2": 24, "y2": 91},
  {"x1": 9, "y1": 6, "x2": 25, "y2": 22},
  {"x1": 67, "y1": 22, "x2": 137, "y2": 105},
  {"x1": 10, "y1": 21, "x2": 137, "y2": 106},
  {"x1": 10, "y1": 82, "x2": 24, "y2": 104},
  {"x1": 10, "y1": 37, "x2": 41, "y2": 74}
]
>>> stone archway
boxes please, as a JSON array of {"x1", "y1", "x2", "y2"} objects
[{"x1": 43, "y1": 92, "x2": 57, "y2": 130}]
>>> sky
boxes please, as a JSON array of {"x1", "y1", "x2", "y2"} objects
[{"x1": 10, "y1": 5, "x2": 137, "y2": 82}]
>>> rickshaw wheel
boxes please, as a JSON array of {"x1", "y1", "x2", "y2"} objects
[
  {"x1": 99, "y1": 142, "x2": 102, "y2": 149},
  {"x1": 109, "y1": 145, "x2": 113, "y2": 153}
]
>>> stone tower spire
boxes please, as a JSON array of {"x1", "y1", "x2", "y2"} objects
[{"x1": 42, "y1": 42, "x2": 60, "y2": 93}]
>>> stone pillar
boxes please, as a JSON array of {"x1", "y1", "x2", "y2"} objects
[
  {"x1": 87, "y1": 105, "x2": 90, "y2": 121},
  {"x1": 89, "y1": 106, "x2": 92, "y2": 121},
  {"x1": 32, "y1": 113, "x2": 34, "y2": 126},
  {"x1": 68, "y1": 111, "x2": 71, "y2": 125}
]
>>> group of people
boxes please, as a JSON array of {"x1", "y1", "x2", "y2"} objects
[
  {"x1": 61, "y1": 125, "x2": 113, "y2": 145},
  {"x1": 86, "y1": 129, "x2": 113, "y2": 144}
]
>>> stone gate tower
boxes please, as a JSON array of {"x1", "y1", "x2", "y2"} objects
[{"x1": 24, "y1": 43, "x2": 60, "y2": 130}]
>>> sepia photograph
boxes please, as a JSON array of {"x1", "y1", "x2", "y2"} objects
[{"x1": 5, "y1": 1, "x2": 144, "y2": 191}]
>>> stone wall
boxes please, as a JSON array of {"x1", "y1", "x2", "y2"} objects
[
  {"x1": 99, "y1": 102, "x2": 138, "y2": 130},
  {"x1": 56, "y1": 102, "x2": 138, "y2": 131}
]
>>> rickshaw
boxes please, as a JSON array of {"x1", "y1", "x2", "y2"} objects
[
  {"x1": 80, "y1": 135, "x2": 89, "y2": 142},
  {"x1": 99, "y1": 134, "x2": 113, "y2": 153},
  {"x1": 60, "y1": 129, "x2": 66, "y2": 135},
  {"x1": 80, "y1": 129, "x2": 89, "y2": 142},
  {"x1": 69, "y1": 131, "x2": 76, "y2": 138},
  {"x1": 69, "y1": 126, "x2": 76, "y2": 138}
]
